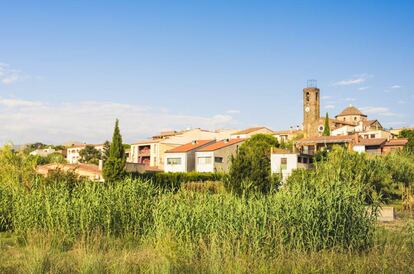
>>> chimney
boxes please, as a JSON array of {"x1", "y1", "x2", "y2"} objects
[{"x1": 98, "y1": 160, "x2": 103, "y2": 171}]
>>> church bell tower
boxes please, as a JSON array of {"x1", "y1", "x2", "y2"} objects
[{"x1": 303, "y1": 80, "x2": 320, "y2": 138}]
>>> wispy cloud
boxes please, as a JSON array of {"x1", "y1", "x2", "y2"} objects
[
  {"x1": 345, "y1": 98, "x2": 356, "y2": 102},
  {"x1": 324, "y1": 104, "x2": 335, "y2": 109},
  {"x1": 226, "y1": 109, "x2": 240, "y2": 114},
  {"x1": 333, "y1": 74, "x2": 372, "y2": 86},
  {"x1": 321, "y1": 96, "x2": 332, "y2": 100},
  {"x1": 0, "y1": 63, "x2": 25, "y2": 85},
  {"x1": 390, "y1": 85, "x2": 401, "y2": 89},
  {"x1": 358, "y1": 86, "x2": 369, "y2": 91},
  {"x1": 0, "y1": 98, "x2": 237, "y2": 145},
  {"x1": 360, "y1": 106, "x2": 401, "y2": 117},
  {"x1": 397, "y1": 100, "x2": 406, "y2": 104}
]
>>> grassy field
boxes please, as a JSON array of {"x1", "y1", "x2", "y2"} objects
[
  {"x1": 1, "y1": 147, "x2": 414, "y2": 273},
  {"x1": 0, "y1": 216, "x2": 413, "y2": 273}
]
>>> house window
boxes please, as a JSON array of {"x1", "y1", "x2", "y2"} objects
[
  {"x1": 280, "y1": 158, "x2": 287, "y2": 170},
  {"x1": 214, "y1": 157, "x2": 223, "y2": 163},
  {"x1": 197, "y1": 156, "x2": 212, "y2": 164},
  {"x1": 167, "y1": 158, "x2": 181, "y2": 165},
  {"x1": 370, "y1": 134, "x2": 375, "y2": 138}
]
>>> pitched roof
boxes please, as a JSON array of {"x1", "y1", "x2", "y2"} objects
[
  {"x1": 232, "y1": 127, "x2": 271, "y2": 135},
  {"x1": 336, "y1": 105, "x2": 367, "y2": 117},
  {"x1": 385, "y1": 138, "x2": 408, "y2": 146},
  {"x1": 165, "y1": 140, "x2": 215, "y2": 153},
  {"x1": 198, "y1": 138, "x2": 245, "y2": 152},
  {"x1": 296, "y1": 135, "x2": 355, "y2": 145},
  {"x1": 356, "y1": 138, "x2": 387, "y2": 146}
]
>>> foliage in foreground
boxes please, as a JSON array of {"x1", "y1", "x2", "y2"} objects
[
  {"x1": 0, "y1": 175, "x2": 378, "y2": 252},
  {"x1": 1, "y1": 220, "x2": 413, "y2": 274}
]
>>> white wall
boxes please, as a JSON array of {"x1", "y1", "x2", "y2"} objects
[
  {"x1": 271, "y1": 153, "x2": 298, "y2": 181},
  {"x1": 195, "y1": 151, "x2": 215, "y2": 172},
  {"x1": 164, "y1": 153, "x2": 187, "y2": 173},
  {"x1": 353, "y1": 145, "x2": 366, "y2": 153}
]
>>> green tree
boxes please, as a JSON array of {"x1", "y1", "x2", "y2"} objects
[
  {"x1": 79, "y1": 145, "x2": 101, "y2": 165},
  {"x1": 103, "y1": 119, "x2": 126, "y2": 182},
  {"x1": 228, "y1": 134, "x2": 280, "y2": 194},
  {"x1": 322, "y1": 112, "x2": 331, "y2": 136},
  {"x1": 399, "y1": 129, "x2": 414, "y2": 153},
  {"x1": 101, "y1": 140, "x2": 111, "y2": 163}
]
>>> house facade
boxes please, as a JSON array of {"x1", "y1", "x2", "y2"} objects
[
  {"x1": 195, "y1": 138, "x2": 245, "y2": 173},
  {"x1": 270, "y1": 148, "x2": 310, "y2": 181},
  {"x1": 164, "y1": 140, "x2": 216, "y2": 173},
  {"x1": 129, "y1": 128, "x2": 235, "y2": 170},
  {"x1": 66, "y1": 144, "x2": 104, "y2": 164}
]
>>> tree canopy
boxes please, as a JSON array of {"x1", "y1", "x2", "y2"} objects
[
  {"x1": 227, "y1": 134, "x2": 280, "y2": 194},
  {"x1": 79, "y1": 145, "x2": 101, "y2": 165},
  {"x1": 399, "y1": 129, "x2": 414, "y2": 153},
  {"x1": 322, "y1": 112, "x2": 331, "y2": 136},
  {"x1": 103, "y1": 119, "x2": 126, "y2": 182}
]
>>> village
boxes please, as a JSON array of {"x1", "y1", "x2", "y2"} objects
[{"x1": 33, "y1": 82, "x2": 410, "y2": 182}]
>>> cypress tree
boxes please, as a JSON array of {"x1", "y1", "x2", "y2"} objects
[
  {"x1": 323, "y1": 112, "x2": 331, "y2": 136},
  {"x1": 103, "y1": 119, "x2": 126, "y2": 182}
]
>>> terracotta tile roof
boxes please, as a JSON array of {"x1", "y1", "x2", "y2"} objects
[
  {"x1": 232, "y1": 127, "x2": 271, "y2": 135},
  {"x1": 296, "y1": 135, "x2": 355, "y2": 145},
  {"x1": 356, "y1": 138, "x2": 387, "y2": 146},
  {"x1": 165, "y1": 140, "x2": 215, "y2": 153},
  {"x1": 198, "y1": 138, "x2": 245, "y2": 152},
  {"x1": 385, "y1": 138, "x2": 408, "y2": 146},
  {"x1": 336, "y1": 105, "x2": 367, "y2": 117}
]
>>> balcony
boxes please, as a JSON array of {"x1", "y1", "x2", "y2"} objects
[{"x1": 138, "y1": 149, "x2": 150, "y2": 156}]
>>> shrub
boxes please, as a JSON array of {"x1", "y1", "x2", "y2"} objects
[{"x1": 228, "y1": 134, "x2": 281, "y2": 194}]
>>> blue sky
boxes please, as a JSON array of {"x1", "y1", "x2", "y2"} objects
[{"x1": 0, "y1": 0, "x2": 413, "y2": 144}]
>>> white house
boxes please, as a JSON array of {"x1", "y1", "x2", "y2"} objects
[
  {"x1": 66, "y1": 144, "x2": 104, "y2": 164},
  {"x1": 29, "y1": 147, "x2": 56, "y2": 157},
  {"x1": 270, "y1": 148, "x2": 300, "y2": 181},
  {"x1": 195, "y1": 138, "x2": 245, "y2": 173},
  {"x1": 164, "y1": 140, "x2": 215, "y2": 173}
]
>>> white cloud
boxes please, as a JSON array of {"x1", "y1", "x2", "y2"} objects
[
  {"x1": 0, "y1": 98, "x2": 237, "y2": 145},
  {"x1": 0, "y1": 63, "x2": 24, "y2": 85},
  {"x1": 390, "y1": 85, "x2": 401, "y2": 89},
  {"x1": 345, "y1": 98, "x2": 356, "y2": 102},
  {"x1": 226, "y1": 109, "x2": 240, "y2": 114},
  {"x1": 397, "y1": 100, "x2": 406, "y2": 104},
  {"x1": 360, "y1": 106, "x2": 401, "y2": 117},
  {"x1": 321, "y1": 96, "x2": 332, "y2": 100},
  {"x1": 324, "y1": 104, "x2": 335, "y2": 109},
  {"x1": 333, "y1": 74, "x2": 372, "y2": 86},
  {"x1": 358, "y1": 86, "x2": 369, "y2": 91}
]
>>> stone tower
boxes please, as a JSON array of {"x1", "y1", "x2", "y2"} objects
[{"x1": 303, "y1": 84, "x2": 320, "y2": 138}]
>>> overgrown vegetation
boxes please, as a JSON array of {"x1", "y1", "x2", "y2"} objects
[{"x1": 1, "y1": 144, "x2": 414, "y2": 273}]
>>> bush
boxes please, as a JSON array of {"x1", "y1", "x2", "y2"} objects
[
  {"x1": 131, "y1": 171, "x2": 226, "y2": 190},
  {"x1": 228, "y1": 134, "x2": 280, "y2": 194}
]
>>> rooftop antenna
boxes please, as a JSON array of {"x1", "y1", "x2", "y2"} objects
[{"x1": 307, "y1": 79, "x2": 317, "y2": 88}]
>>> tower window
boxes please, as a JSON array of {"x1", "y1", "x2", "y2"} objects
[{"x1": 306, "y1": 92, "x2": 310, "y2": 102}]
